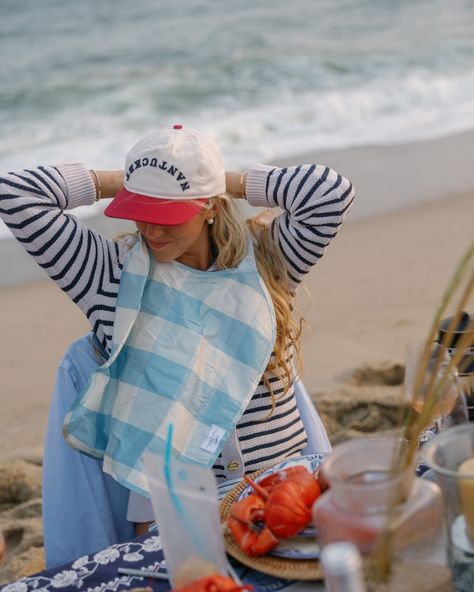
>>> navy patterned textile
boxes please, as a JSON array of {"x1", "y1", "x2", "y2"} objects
[{"x1": 0, "y1": 534, "x2": 324, "y2": 592}]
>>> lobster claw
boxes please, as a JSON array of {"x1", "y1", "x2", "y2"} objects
[
  {"x1": 229, "y1": 493, "x2": 266, "y2": 523},
  {"x1": 247, "y1": 526, "x2": 280, "y2": 556},
  {"x1": 227, "y1": 517, "x2": 279, "y2": 557},
  {"x1": 227, "y1": 494, "x2": 279, "y2": 557}
]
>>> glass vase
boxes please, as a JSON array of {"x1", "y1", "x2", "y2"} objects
[{"x1": 312, "y1": 436, "x2": 452, "y2": 591}]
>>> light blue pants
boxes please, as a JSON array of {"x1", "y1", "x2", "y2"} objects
[{"x1": 42, "y1": 334, "x2": 135, "y2": 569}]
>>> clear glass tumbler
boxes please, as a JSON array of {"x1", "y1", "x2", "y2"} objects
[
  {"x1": 422, "y1": 424, "x2": 474, "y2": 591},
  {"x1": 405, "y1": 342, "x2": 468, "y2": 432}
]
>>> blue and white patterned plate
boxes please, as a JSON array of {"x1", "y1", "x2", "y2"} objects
[{"x1": 237, "y1": 454, "x2": 328, "y2": 559}]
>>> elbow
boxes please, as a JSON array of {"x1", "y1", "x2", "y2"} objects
[{"x1": 338, "y1": 176, "x2": 355, "y2": 218}]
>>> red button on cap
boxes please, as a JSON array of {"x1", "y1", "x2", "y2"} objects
[{"x1": 173, "y1": 124, "x2": 183, "y2": 129}]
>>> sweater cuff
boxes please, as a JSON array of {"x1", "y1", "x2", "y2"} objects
[
  {"x1": 56, "y1": 162, "x2": 96, "y2": 209},
  {"x1": 245, "y1": 163, "x2": 275, "y2": 208}
]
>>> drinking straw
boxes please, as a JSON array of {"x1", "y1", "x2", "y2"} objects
[
  {"x1": 164, "y1": 423, "x2": 184, "y2": 514},
  {"x1": 163, "y1": 423, "x2": 206, "y2": 564}
]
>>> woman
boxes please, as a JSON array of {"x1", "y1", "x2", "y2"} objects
[{"x1": 0, "y1": 124, "x2": 354, "y2": 565}]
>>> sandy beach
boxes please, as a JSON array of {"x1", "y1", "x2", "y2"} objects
[
  {"x1": 1, "y1": 130, "x2": 473, "y2": 462},
  {"x1": 2, "y1": 190, "x2": 471, "y2": 460},
  {"x1": 0, "y1": 130, "x2": 473, "y2": 581}
]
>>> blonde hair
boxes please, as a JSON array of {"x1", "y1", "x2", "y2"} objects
[{"x1": 207, "y1": 196, "x2": 303, "y2": 417}]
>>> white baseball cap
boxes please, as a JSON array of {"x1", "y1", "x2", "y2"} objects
[{"x1": 105, "y1": 124, "x2": 226, "y2": 225}]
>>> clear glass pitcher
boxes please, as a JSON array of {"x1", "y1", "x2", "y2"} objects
[{"x1": 312, "y1": 436, "x2": 451, "y2": 590}]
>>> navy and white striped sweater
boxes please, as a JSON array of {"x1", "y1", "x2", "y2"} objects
[{"x1": 0, "y1": 161, "x2": 354, "y2": 480}]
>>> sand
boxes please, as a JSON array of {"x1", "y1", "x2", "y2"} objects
[
  {"x1": 1, "y1": 128, "x2": 474, "y2": 461},
  {"x1": 1, "y1": 189, "x2": 472, "y2": 463},
  {"x1": 300, "y1": 189, "x2": 474, "y2": 394}
]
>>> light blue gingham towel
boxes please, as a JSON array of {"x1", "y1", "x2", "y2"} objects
[{"x1": 64, "y1": 234, "x2": 276, "y2": 497}]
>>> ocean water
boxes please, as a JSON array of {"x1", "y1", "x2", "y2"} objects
[{"x1": 1, "y1": 0, "x2": 474, "y2": 236}]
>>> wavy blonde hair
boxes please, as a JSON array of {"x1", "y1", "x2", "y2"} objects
[{"x1": 206, "y1": 195, "x2": 303, "y2": 417}]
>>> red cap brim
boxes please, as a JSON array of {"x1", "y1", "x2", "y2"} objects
[{"x1": 104, "y1": 188, "x2": 208, "y2": 226}]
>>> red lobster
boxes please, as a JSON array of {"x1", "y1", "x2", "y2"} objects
[
  {"x1": 171, "y1": 574, "x2": 253, "y2": 592},
  {"x1": 227, "y1": 466, "x2": 321, "y2": 557}
]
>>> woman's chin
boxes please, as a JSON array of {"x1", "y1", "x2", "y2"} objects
[{"x1": 150, "y1": 250, "x2": 176, "y2": 262}]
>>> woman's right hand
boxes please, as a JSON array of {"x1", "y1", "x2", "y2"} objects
[{"x1": 89, "y1": 170, "x2": 124, "y2": 200}]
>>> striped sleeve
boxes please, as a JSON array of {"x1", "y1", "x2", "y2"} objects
[
  {"x1": 0, "y1": 163, "x2": 123, "y2": 350},
  {"x1": 245, "y1": 163, "x2": 355, "y2": 286}
]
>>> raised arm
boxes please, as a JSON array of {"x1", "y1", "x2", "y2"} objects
[
  {"x1": 228, "y1": 164, "x2": 355, "y2": 286},
  {"x1": 0, "y1": 164, "x2": 126, "y2": 350}
]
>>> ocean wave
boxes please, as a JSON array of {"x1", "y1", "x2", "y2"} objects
[
  {"x1": 201, "y1": 69, "x2": 474, "y2": 166},
  {"x1": 1, "y1": 68, "x2": 474, "y2": 174},
  {"x1": 2, "y1": 0, "x2": 474, "y2": 241}
]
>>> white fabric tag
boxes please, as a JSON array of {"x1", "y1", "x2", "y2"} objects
[{"x1": 200, "y1": 425, "x2": 226, "y2": 454}]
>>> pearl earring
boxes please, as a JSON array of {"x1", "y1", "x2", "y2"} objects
[{"x1": 208, "y1": 218, "x2": 214, "y2": 225}]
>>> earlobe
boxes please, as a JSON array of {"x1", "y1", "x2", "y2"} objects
[
  {"x1": 205, "y1": 198, "x2": 221, "y2": 225},
  {"x1": 206, "y1": 205, "x2": 219, "y2": 225},
  {"x1": 211, "y1": 201, "x2": 221, "y2": 218}
]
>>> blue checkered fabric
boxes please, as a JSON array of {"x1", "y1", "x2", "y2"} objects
[{"x1": 64, "y1": 235, "x2": 276, "y2": 497}]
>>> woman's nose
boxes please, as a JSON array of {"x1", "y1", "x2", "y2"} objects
[{"x1": 143, "y1": 223, "x2": 165, "y2": 238}]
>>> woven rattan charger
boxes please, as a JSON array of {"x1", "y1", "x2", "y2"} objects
[{"x1": 219, "y1": 468, "x2": 323, "y2": 581}]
